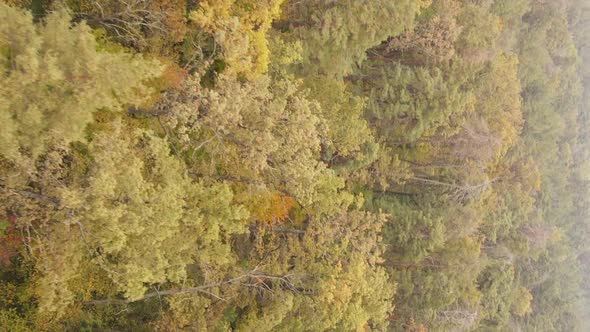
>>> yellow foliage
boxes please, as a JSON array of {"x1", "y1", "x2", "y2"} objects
[
  {"x1": 511, "y1": 286, "x2": 533, "y2": 317},
  {"x1": 0, "y1": 4, "x2": 162, "y2": 161},
  {"x1": 190, "y1": 0, "x2": 284, "y2": 79}
]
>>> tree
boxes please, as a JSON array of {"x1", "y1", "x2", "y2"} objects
[
  {"x1": 511, "y1": 286, "x2": 533, "y2": 317},
  {"x1": 374, "y1": 195, "x2": 445, "y2": 263},
  {"x1": 278, "y1": 0, "x2": 431, "y2": 77},
  {"x1": 33, "y1": 120, "x2": 248, "y2": 316},
  {"x1": 477, "y1": 263, "x2": 515, "y2": 326},
  {"x1": 455, "y1": 3, "x2": 502, "y2": 63},
  {"x1": 190, "y1": 0, "x2": 284, "y2": 79},
  {"x1": 0, "y1": 4, "x2": 161, "y2": 163},
  {"x1": 2, "y1": 0, "x2": 590, "y2": 329},
  {"x1": 161, "y1": 73, "x2": 352, "y2": 214},
  {"x1": 355, "y1": 60, "x2": 475, "y2": 144},
  {"x1": 67, "y1": 0, "x2": 189, "y2": 54},
  {"x1": 298, "y1": 76, "x2": 374, "y2": 162},
  {"x1": 374, "y1": 0, "x2": 462, "y2": 66}
]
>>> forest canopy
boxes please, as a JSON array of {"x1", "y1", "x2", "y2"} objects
[{"x1": 0, "y1": 0, "x2": 589, "y2": 331}]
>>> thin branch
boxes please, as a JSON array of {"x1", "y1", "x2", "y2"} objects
[
  {"x1": 87, "y1": 274, "x2": 249, "y2": 305},
  {"x1": 12, "y1": 189, "x2": 59, "y2": 205},
  {"x1": 87, "y1": 270, "x2": 306, "y2": 306}
]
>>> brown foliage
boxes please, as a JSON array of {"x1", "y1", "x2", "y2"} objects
[
  {"x1": 0, "y1": 214, "x2": 21, "y2": 266},
  {"x1": 372, "y1": 0, "x2": 461, "y2": 65},
  {"x1": 72, "y1": 0, "x2": 188, "y2": 53}
]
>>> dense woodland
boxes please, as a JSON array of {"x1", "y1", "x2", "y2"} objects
[{"x1": 0, "y1": 0, "x2": 589, "y2": 331}]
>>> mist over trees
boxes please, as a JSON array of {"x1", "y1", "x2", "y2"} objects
[{"x1": 0, "y1": 0, "x2": 589, "y2": 331}]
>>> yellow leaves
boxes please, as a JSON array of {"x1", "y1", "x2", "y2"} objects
[
  {"x1": 456, "y1": 3, "x2": 503, "y2": 64},
  {"x1": 268, "y1": 34, "x2": 303, "y2": 67},
  {"x1": 190, "y1": 0, "x2": 285, "y2": 79},
  {"x1": 0, "y1": 309, "x2": 31, "y2": 332},
  {"x1": 549, "y1": 228, "x2": 564, "y2": 244},
  {"x1": 506, "y1": 157, "x2": 541, "y2": 194},
  {"x1": 418, "y1": 0, "x2": 433, "y2": 10},
  {"x1": 511, "y1": 287, "x2": 533, "y2": 317},
  {"x1": 0, "y1": 3, "x2": 162, "y2": 163},
  {"x1": 190, "y1": 0, "x2": 233, "y2": 27},
  {"x1": 306, "y1": 253, "x2": 393, "y2": 331},
  {"x1": 321, "y1": 277, "x2": 353, "y2": 307},
  {"x1": 33, "y1": 223, "x2": 84, "y2": 318},
  {"x1": 480, "y1": 53, "x2": 523, "y2": 159},
  {"x1": 66, "y1": 261, "x2": 114, "y2": 302},
  {"x1": 26, "y1": 119, "x2": 249, "y2": 316},
  {"x1": 302, "y1": 76, "x2": 372, "y2": 158}
]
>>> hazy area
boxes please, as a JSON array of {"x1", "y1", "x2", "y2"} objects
[{"x1": 0, "y1": 0, "x2": 589, "y2": 330}]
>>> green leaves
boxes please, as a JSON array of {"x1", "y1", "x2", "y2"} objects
[{"x1": 0, "y1": 220, "x2": 7, "y2": 235}]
